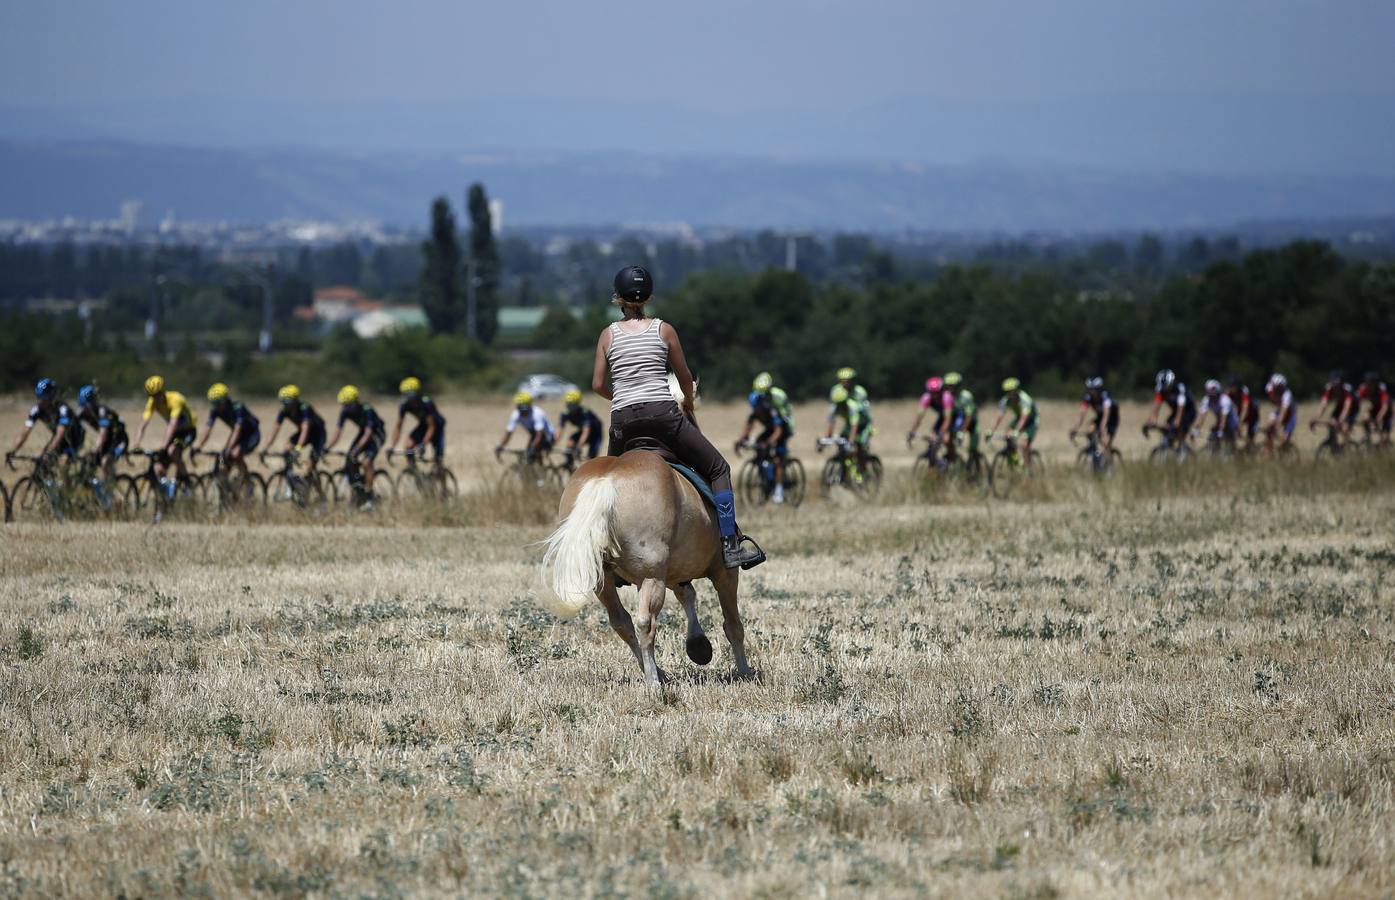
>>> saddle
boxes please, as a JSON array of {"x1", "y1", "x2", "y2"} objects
[{"x1": 622, "y1": 437, "x2": 716, "y2": 509}]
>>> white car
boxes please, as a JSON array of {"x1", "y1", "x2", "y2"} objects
[{"x1": 517, "y1": 374, "x2": 579, "y2": 400}]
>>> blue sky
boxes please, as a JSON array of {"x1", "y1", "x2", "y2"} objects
[{"x1": 3, "y1": 0, "x2": 1393, "y2": 174}]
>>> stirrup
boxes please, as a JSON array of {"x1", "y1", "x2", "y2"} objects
[{"x1": 725, "y1": 534, "x2": 767, "y2": 571}]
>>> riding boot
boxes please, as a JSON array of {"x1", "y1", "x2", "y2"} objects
[{"x1": 714, "y1": 489, "x2": 766, "y2": 569}]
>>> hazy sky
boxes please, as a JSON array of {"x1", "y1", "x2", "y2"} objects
[{"x1": 3, "y1": 0, "x2": 1393, "y2": 173}]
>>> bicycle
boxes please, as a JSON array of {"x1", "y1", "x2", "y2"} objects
[
  {"x1": 736, "y1": 440, "x2": 806, "y2": 507},
  {"x1": 1, "y1": 478, "x2": 9, "y2": 523},
  {"x1": 263, "y1": 450, "x2": 335, "y2": 513},
  {"x1": 328, "y1": 450, "x2": 393, "y2": 510},
  {"x1": 911, "y1": 434, "x2": 986, "y2": 487},
  {"x1": 1252, "y1": 419, "x2": 1300, "y2": 463},
  {"x1": 1196, "y1": 427, "x2": 1238, "y2": 460},
  {"x1": 124, "y1": 449, "x2": 205, "y2": 522},
  {"x1": 987, "y1": 434, "x2": 1043, "y2": 499},
  {"x1": 6, "y1": 453, "x2": 68, "y2": 521},
  {"x1": 494, "y1": 448, "x2": 564, "y2": 492},
  {"x1": 1070, "y1": 430, "x2": 1121, "y2": 476},
  {"x1": 193, "y1": 449, "x2": 267, "y2": 513},
  {"x1": 1143, "y1": 423, "x2": 1192, "y2": 465},
  {"x1": 816, "y1": 436, "x2": 882, "y2": 498},
  {"x1": 392, "y1": 448, "x2": 460, "y2": 500}
]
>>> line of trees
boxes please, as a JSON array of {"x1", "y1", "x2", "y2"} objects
[{"x1": 419, "y1": 183, "x2": 500, "y2": 344}]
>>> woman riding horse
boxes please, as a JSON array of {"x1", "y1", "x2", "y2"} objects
[{"x1": 591, "y1": 265, "x2": 765, "y2": 570}]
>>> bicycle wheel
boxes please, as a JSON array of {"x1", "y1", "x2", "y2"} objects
[
  {"x1": 990, "y1": 451, "x2": 1028, "y2": 499},
  {"x1": 12, "y1": 476, "x2": 57, "y2": 521},
  {"x1": 737, "y1": 460, "x2": 764, "y2": 506},
  {"x1": 1, "y1": 481, "x2": 10, "y2": 523},
  {"x1": 783, "y1": 458, "x2": 807, "y2": 508},
  {"x1": 394, "y1": 469, "x2": 426, "y2": 499},
  {"x1": 1076, "y1": 448, "x2": 1096, "y2": 474},
  {"x1": 265, "y1": 472, "x2": 294, "y2": 505},
  {"x1": 433, "y1": 467, "x2": 460, "y2": 499},
  {"x1": 911, "y1": 452, "x2": 932, "y2": 481},
  {"x1": 1314, "y1": 441, "x2": 1339, "y2": 463},
  {"x1": 1149, "y1": 445, "x2": 1176, "y2": 465},
  {"x1": 315, "y1": 471, "x2": 339, "y2": 508},
  {"x1": 820, "y1": 458, "x2": 842, "y2": 498},
  {"x1": 862, "y1": 456, "x2": 884, "y2": 497}
]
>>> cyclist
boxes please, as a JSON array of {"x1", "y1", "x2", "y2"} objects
[
  {"x1": 261, "y1": 385, "x2": 327, "y2": 477},
  {"x1": 987, "y1": 378, "x2": 1039, "y2": 460},
  {"x1": 1071, "y1": 376, "x2": 1119, "y2": 452},
  {"x1": 735, "y1": 372, "x2": 792, "y2": 503},
  {"x1": 195, "y1": 382, "x2": 260, "y2": 484},
  {"x1": 836, "y1": 366, "x2": 870, "y2": 409},
  {"x1": 1262, "y1": 373, "x2": 1298, "y2": 449},
  {"x1": 1227, "y1": 376, "x2": 1261, "y2": 449},
  {"x1": 389, "y1": 376, "x2": 447, "y2": 462},
  {"x1": 496, "y1": 391, "x2": 556, "y2": 461},
  {"x1": 1194, "y1": 379, "x2": 1239, "y2": 449},
  {"x1": 76, "y1": 384, "x2": 128, "y2": 477},
  {"x1": 593, "y1": 264, "x2": 763, "y2": 569},
  {"x1": 132, "y1": 375, "x2": 197, "y2": 498},
  {"x1": 947, "y1": 373, "x2": 982, "y2": 461},
  {"x1": 8, "y1": 378, "x2": 86, "y2": 465},
  {"x1": 1144, "y1": 369, "x2": 1197, "y2": 445},
  {"x1": 823, "y1": 384, "x2": 873, "y2": 482},
  {"x1": 1356, "y1": 371, "x2": 1392, "y2": 445},
  {"x1": 1312, "y1": 371, "x2": 1358, "y2": 442},
  {"x1": 558, "y1": 388, "x2": 605, "y2": 462},
  {"x1": 326, "y1": 385, "x2": 386, "y2": 499},
  {"x1": 907, "y1": 375, "x2": 960, "y2": 461}
]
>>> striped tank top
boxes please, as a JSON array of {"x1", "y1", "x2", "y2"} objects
[{"x1": 606, "y1": 318, "x2": 674, "y2": 411}]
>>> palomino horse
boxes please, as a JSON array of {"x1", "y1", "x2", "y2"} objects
[{"x1": 540, "y1": 449, "x2": 754, "y2": 685}]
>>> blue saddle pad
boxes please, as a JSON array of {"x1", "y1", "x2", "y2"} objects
[{"x1": 668, "y1": 461, "x2": 716, "y2": 509}]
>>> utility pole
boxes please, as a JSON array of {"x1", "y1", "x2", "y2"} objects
[
  {"x1": 236, "y1": 263, "x2": 275, "y2": 353},
  {"x1": 145, "y1": 274, "x2": 166, "y2": 342}
]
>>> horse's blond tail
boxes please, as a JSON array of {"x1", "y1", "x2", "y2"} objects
[{"x1": 540, "y1": 476, "x2": 619, "y2": 618}]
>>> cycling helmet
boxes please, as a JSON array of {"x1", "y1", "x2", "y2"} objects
[
  {"x1": 944, "y1": 372, "x2": 963, "y2": 387},
  {"x1": 1085, "y1": 376, "x2": 1104, "y2": 390},
  {"x1": 514, "y1": 390, "x2": 533, "y2": 407},
  {"x1": 1364, "y1": 370, "x2": 1381, "y2": 384},
  {"x1": 925, "y1": 376, "x2": 944, "y2": 393},
  {"x1": 399, "y1": 376, "x2": 422, "y2": 395},
  {"x1": 1204, "y1": 379, "x2": 1221, "y2": 394},
  {"x1": 613, "y1": 265, "x2": 653, "y2": 303},
  {"x1": 1154, "y1": 369, "x2": 1176, "y2": 393},
  {"x1": 1001, "y1": 377, "x2": 1021, "y2": 393},
  {"x1": 337, "y1": 385, "x2": 360, "y2": 405},
  {"x1": 829, "y1": 385, "x2": 849, "y2": 404},
  {"x1": 1266, "y1": 373, "x2": 1287, "y2": 392},
  {"x1": 752, "y1": 372, "x2": 773, "y2": 393},
  {"x1": 34, "y1": 378, "x2": 57, "y2": 400},
  {"x1": 78, "y1": 384, "x2": 98, "y2": 406},
  {"x1": 836, "y1": 366, "x2": 856, "y2": 381},
  {"x1": 207, "y1": 383, "x2": 229, "y2": 403},
  {"x1": 563, "y1": 388, "x2": 583, "y2": 404},
  {"x1": 278, "y1": 384, "x2": 300, "y2": 403},
  {"x1": 748, "y1": 390, "x2": 764, "y2": 408},
  {"x1": 144, "y1": 375, "x2": 165, "y2": 396}
]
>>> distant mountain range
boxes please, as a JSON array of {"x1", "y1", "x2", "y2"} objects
[{"x1": 3, "y1": 138, "x2": 1394, "y2": 232}]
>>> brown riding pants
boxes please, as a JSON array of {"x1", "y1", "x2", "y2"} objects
[{"x1": 607, "y1": 400, "x2": 734, "y2": 495}]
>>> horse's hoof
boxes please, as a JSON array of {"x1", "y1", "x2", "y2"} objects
[{"x1": 686, "y1": 635, "x2": 714, "y2": 665}]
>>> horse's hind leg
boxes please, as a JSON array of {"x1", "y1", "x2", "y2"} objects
[
  {"x1": 711, "y1": 567, "x2": 755, "y2": 678},
  {"x1": 634, "y1": 577, "x2": 667, "y2": 686},
  {"x1": 598, "y1": 576, "x2": 643, "y2": 671},
  {"x1": 675, "y1": 581, "x2": 713, "y2": 666}
]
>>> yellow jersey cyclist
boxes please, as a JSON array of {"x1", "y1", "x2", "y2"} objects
[
  {"x1": 736, "y1": 372, "x2": 794, "y2": 503},
  {"x1": 558, "y1": 388, "x2": 605, "y2": 461},
  {"x1": 261, "y1": 385, "x2": 327, "y2": 477},
  {"x1": 132, "y1": 375, "x2": 197, "y2": 497},
  {"x1": 8, "y1": 378, "x2": 86, "y2": 466},
  {"x1": 987, "y1": 377, "x2": 1039, "y2": 460},
  {"x1": 195, "y1": 383, "x2": 261, "y2": 483},
  {"x1": 326, "y1": 385, "x2": 387, "y2": 498},
  {"x1": 77, "y1": 384, "x2": 128, "y2": 477},
  {"x1": 389, "y1": 376, "x2": 447, "y2": 461},
  {"x1": 496, "y1": 391, "x2": 556, "y2": 461},
  {"x1": 823, "y1": 384, "x2": 873, "y2": 479}
]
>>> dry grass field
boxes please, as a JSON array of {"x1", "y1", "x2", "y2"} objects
[{"x1": 2, "y1": 393, "x2": 1394, "y2": 897}]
